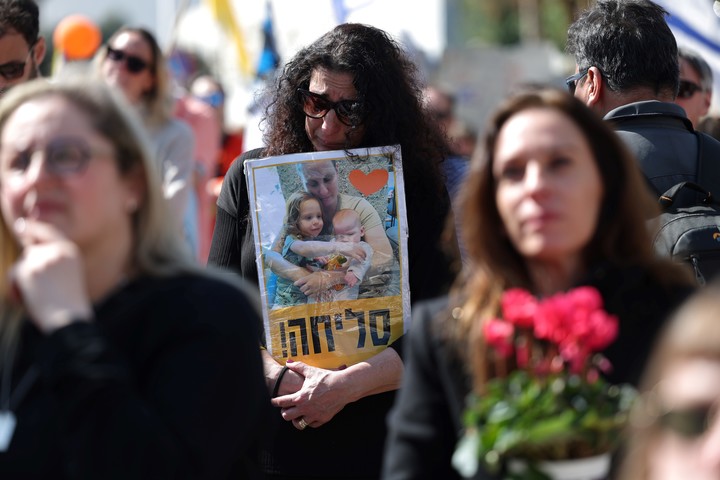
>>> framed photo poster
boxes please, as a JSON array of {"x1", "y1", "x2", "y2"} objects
[{"x1": 245, "y1": 145, "x2": 410, "y2": 369}]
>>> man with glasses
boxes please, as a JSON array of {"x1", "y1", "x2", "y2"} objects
[
  {"x1": 0, "y1": 0, "x2": 45, "y2": 96},
  {"x1": 675, "y1": 47, "x2": 713, "y2": 129},
  {"x1": 566, "y1": 0, "x2": 720, "y2": 198}
]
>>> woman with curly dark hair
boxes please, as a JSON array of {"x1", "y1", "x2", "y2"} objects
[{"x1": 209, "y1": 23, "x2": 453, "y2": 480}]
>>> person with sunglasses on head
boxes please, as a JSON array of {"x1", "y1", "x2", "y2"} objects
[
  {"x1": 566, "y1": 0, "x2": 720, "y2": 201},
  {"x1": 173, "y1": 72, "x2": 223, "y2": 264},
  {"x1": 0, "y1": 78, "x2": 270, "y2": 478},
  {"x1": 0, "y1": 0, "x2": 45, "y2": 97},
  {"x1": 619, "y1": 280, "x2": 720, "y2": 480},
  {"x1": 188, "y1": 74, "x2": 244, "y2": 260},
  {"x1": 190, "y1": 74, "x2": 244, "y2": 185},
  {"x1": 675, "y1": 47, "x2": 714, "y2": 129},
  {"x1": 209, "y1": 23, "x2": 454, "y2": 480},
  {"x1": 96, "y1": 27, "x2": 196, "y2": 256}
]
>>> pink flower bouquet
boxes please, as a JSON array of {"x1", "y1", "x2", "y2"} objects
[{"x1": 452, "y1": 287, "x2": 636, "y2": 478}]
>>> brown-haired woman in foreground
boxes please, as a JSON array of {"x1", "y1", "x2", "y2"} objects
[{"x1": 382, "y1": 88, "x2": 695, "y2": 479}]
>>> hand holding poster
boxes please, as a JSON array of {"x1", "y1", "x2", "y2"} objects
[{"x1": 245, "y1": 145, "x2": 409, "y2": 369}]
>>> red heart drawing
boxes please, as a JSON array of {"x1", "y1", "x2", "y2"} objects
[{"x1": 348, "y1": 169, "x2": 389, "y2": 196}]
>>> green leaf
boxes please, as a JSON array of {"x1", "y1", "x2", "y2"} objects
[
  {"x1": 524, "y1": 410, "x2": 576, "y2": 444},
  {"x1": 494, "y1": 429, "x2": 526, "y2": 454},
  {"x1": 487, "y1": 401, "x2": 518, "y2": 425}
]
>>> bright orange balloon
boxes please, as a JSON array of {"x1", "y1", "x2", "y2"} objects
[{"x1": 53, "y1": 14, "x2": 102, "y2": 61}]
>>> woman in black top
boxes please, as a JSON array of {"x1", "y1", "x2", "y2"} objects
[
  {"x1": 382, "y1": 88, "x2": 696, "y2": 479},
  {"x1": 0, "y1": 79, "x2": 268, "y2": 479},
  {"x1": 209, "y1": 23, "x2": 454, "y2": 479}
]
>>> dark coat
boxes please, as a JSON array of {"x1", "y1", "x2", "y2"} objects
[
  {"x1": 382, "y1": 264, "x2": 695, "y2": 480},
  {"x1": 0, "y1": 274, "x2": 270, "y2": 480},
  {"x1": 605, "y1": 100, "x2": 720, "y2": 197}
]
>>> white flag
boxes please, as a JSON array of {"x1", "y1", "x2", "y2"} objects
[{"x1": 653, "y1": 0, "x2": 720, "y2": 113}]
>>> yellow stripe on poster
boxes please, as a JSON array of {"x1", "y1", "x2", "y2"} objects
[{"x1": 267, "y1": 296, "x2": 405, "y2": 369}]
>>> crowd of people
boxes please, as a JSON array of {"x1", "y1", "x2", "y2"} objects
[{"x1": 1, "y1": 0, "x2": 720, "y2": 479}]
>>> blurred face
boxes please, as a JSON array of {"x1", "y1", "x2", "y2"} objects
[
  {"x1": 648, "y1": 359, "x2": 720, "y2": 480},
  {"x1": 0, "y1": 95, "x2": 140, "y2": 251},
  {"x1": 100, "y1": 31, "x2": 155, "y2": 105},
  {"x1": 301, "y1": 162, "x2": 339, "y2": 214},
  {"x1": 333, "y1": 215, "x2": 364, "y2": 243},
  {"x1": 0, "y1": 30, "x2": 44, "y2": 96},
  {"x1": 493, "y1": 108, "x2": 603, "y2": 267},
  {"x1": 305, "y1": 68, "x2": 365, "y2": 151},
  {"x1": 296, "y1": 198, "x2": 323, "y2": 238},
  {"x1": 191, "y1": 75, "x2": 224, "y2": 126},
  {"x1": 424, "y1": 87, "x2": 453, "y2": 133},
  {"x1": 675, "y1": 58, "x2": 712, "y2": 128}
]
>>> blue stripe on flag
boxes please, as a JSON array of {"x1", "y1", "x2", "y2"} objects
[{"x1": 666, "y1": 14, "x2": 720, "y2": 55}]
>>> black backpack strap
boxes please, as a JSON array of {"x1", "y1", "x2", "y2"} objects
[
  {"x1": 696, "y1": 131, "x2": 720, "y2": 196},
  {"x1": 659, "y1": 181, "x2": 714, "y2": 209}
]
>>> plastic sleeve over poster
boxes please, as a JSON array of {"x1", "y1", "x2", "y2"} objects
[{"x1": 245, "y1": 145, "x2": 410, "y2": 369}]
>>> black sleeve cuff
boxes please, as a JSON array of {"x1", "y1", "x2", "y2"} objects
[{"x1": 389, "y1": 334, "x2": 404, "y2": 360}]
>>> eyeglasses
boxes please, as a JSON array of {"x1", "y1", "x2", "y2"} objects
[
  {"x1": 297, "y1": 88, "x2": 365, "y2": 127},
  {"x1": 659, "y1": 403, "x2": 719, "y2": 439},
  {"x1": 106, "y1": 46, "x2": 150, "y2": 74},
  {"x1": 677, "y1": 79, "x2": 704, "y2": 99},
  {"x1": 635, "y1": 385, "x2": 720, "y2": 440},
  {"x1": 1, "y1": 137, "x2": 114, "y2": 178},
  {"x1": 565, "y1": 68, "x2": 589, "y2": 95},
  {"x1": 0, "y1": 46, "x2": 34, "y2": 81}
]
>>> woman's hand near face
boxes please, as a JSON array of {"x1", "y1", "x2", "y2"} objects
[{"x1": 10, "y1": 219, "x2": 93, "y2": 333}]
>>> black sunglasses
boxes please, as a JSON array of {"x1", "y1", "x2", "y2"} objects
[
  {"x1": 297, "y1": 88, "x2": 364, "y2": 127},
  {"x1": 677, "y1": 79, "x2": 704, "y2": 99},
  {"x1": 106, "y1": 46, "x2": 150, "y2": 74},
  {"x1": 0, "y1": 46, "x2": 34, "y2": 81},
  {"x1": 565, "y1": 68, "x2": 589, "y2": 95}
]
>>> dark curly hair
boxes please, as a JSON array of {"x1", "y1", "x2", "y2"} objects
[
  {"x1": 0, "y1": 0, "x2": 39, "y2": 47},
  {"x1": 262, "y1": 23, "x2": 447, "y2": 200}
]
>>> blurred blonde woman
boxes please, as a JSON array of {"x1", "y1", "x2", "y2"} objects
[
  {"x1": 0, "y1": 79, "x2": 268, "y2": 478},
  {"x1": 620, "y1": 281, "x2": 720, "y2": 480},
  {"x1": 96, "y1": 26, "x2": 196, "y2": 252}
]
